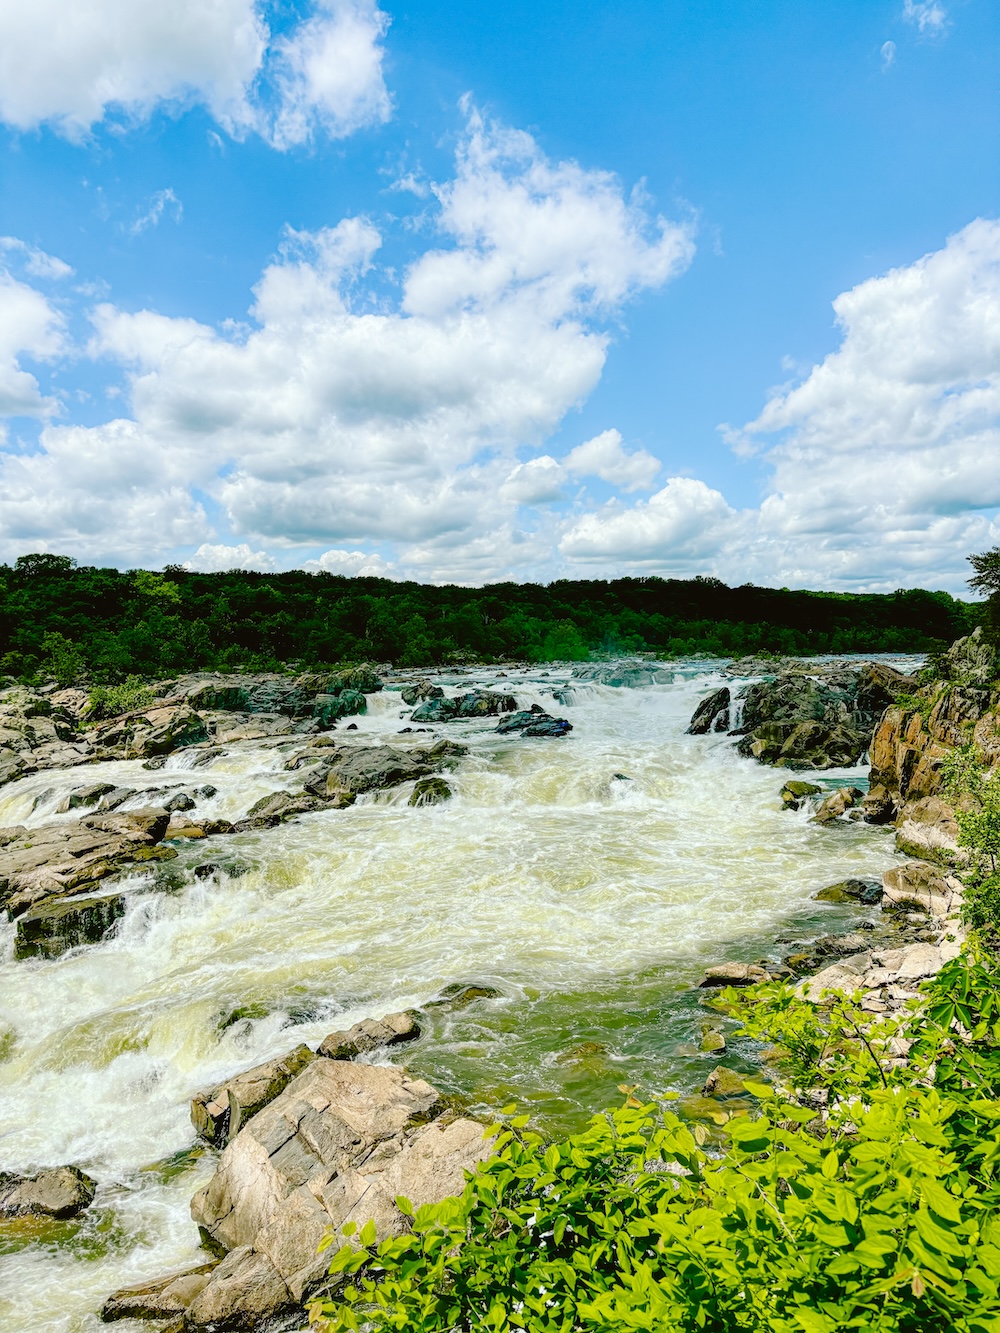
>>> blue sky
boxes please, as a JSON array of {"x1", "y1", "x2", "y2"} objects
[{"x1": 0, "y1": 0, "x2": 998, "y2": 590}]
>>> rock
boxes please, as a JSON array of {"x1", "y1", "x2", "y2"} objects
[
  {"x1": 736, "y1": 721, "x2": 866, "y2": 770},
  {"x1": 409, "y1": 777, "x2": 452, "y2": 806},
  {"x1": 811, "y1": 786, "x2": 864, "y2": 824},
  {"x1": 687, "y1": 686, "x2": 731, "y2": 735},
  {"x1": 100, "y1": 1262, "x2": 219, "y2": 1322},
  {"x1": 96, "y1": 786, "x2": 138, "y2": 811},
  {"x1": 191, "y1": 1044, "x2": 318, "y2": 1147},
  {"x1": 455, "y1": 691, "x2": 517, "y2": 718},
  {"x1": 779, "y1": 779, "x2": 822, "y2": 810},
  {"x1": 317, "y1": 1011, "x2": 420, "y2": 1059},
  {"x1": 400, "y1": 681, "x2": 444, "y2": 706},
  {"x1": 0, "y1": 807, "x2": 174, "y2": 918},
  {"x1": 424, "y1": 983, "x2": 503, "y2": 1009},
  {"x1": 14, "y1": 889, "x2": 129, "y2": 959},
  {"x1": 796, "y1": 953, "x2": 873, "y2": 1002},
  {"x1": 703, "y1": 1066, "x2": 746, "y2": 1097},
  {"x1": 854, "y1": 661, "x2": 913, "y2": 724},
  {"x1": 496, "y1": 708, "x2": 572, "y2": 738},
  {"x1": 305, "y1": 739, "x2": 465, "y2": 798},
  {"x1": 239, "y1": 790, "x2": 343, "y2": 829},
  {"x1": 699, "y1": 1029, "x2": 726, "y2": 1053},
  {"x1": 164, "y1": 791, "x2": 196, "y2": 812},
  {"x1": 894, "y1": 795, "x2": 961, "y2": 861},
  {"x1": 323, "y1": 665, "x2": 384, "y2": 695},
  {"x1": 871, "y1": 941, "x2": 943, "y2": 981},
  {"x1": 188, "y1": 1061, "x2": 491, "y2": 1321},
  {"x1": 314, "y1": 689, "x2": 367, "y2": 729},
  {"x1": 698, "y1": 962, "x2": 771, "y2": 988},
  {"x1": 410, "y1": 696, "x2": 460, "y2": 722},
  {"x1": 813, "y1": 878, "x2": 881, "y2": 905},
  {"x1": 0, "y1": 1165, "x2": 96, "y2": 1218},
  {"x1": 56, "y1": 782, "x2": 117, "y2": 813},
  {"x1": 943, "y1": 626, "x2": 997, "y2": 687},
  {"x1": 572, "y1": 662, "x2": 667, "y2": 688},
  {"x1": 171, "y1": 674, "x2": 317, "y2": 717},
  {"x1": 881, "y1": 862, "x2": 960, "y2": 918},
  {"x1": 737, "y1": 673, "x2": 853, "y2": 734},
  {"x1": 133, "y1": 706, "x2": 208, "y2": 758}
]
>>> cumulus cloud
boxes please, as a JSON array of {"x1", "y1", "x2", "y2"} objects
[
  {"x1": 564, "y1": 428, "x2": 660, "y2": 492},
  {"x1": 183, "y1": 542, "x2": 275, "y2": 572},
  {"x1": 0, "y1": 269, "x2": 65, "y2": 415},
  {"x1": 500, "y1": 456, "x2": 565, "y2": 505},
  {"x1": 302, "y1": 547, "x2": 396, "y2": 576},
  {"x1": 560, "y1": 219, "x2": 1000, "y2": 592},
  {"x1": 0, "y1": 0, "x2": 390, "y2": 146}
]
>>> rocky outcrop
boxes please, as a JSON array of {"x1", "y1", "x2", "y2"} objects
[
  {"x1": 318, "y1": 1011, "x2": 419, "y2": 1059},
  {"x1": 572, "y1": 662, "x2": 669, "y2": 688},
  {"x1": 185, "y1": 1060, "x2": 492, "y2": 1326},
  {"x1": 191, "y1": 1045, "x2": 318, "y2": 1147},
  {"x1": 400, "y1": 681, "x2": 443, "y2": 706},
  {"x1": 0, "y1": 808, "x2": 174, "y2": 919},
  {"x1": 411, "y1": 691, "x2": 517, "y2": 723},
  {"x1": 496, "y1": 706, "x2": 572, "y2": 738},
  {"x1": 14, "y1": 889, "x2": 129, "y2": 959},
  {"x1": 301, "y1": 739, "x2": 466, "y2": 799},
  {"x1": 0, "y1": 1165, "x2": 96, "y2": 1218},
  {"x1": 0, "y1": 684, "x2": 91, "y2": 786},
  {"x1": 779, "y1": 779, "x2": 821, "y2": 810},
  {"x1": 811, "y1": 786, "x2": 863, "y2": 824},
  {"x1": 736, "y1": 721, "x2": 866, "y2": 770},
  {"x1": 687, "y1": 686, "x2": 730, "y2": 735},
  {"x1": 237, "y1": 790, "x2": 349, "y2": 830},
  {"x1": 408, "y1": 777, "x2": 452, "y2": 806}
]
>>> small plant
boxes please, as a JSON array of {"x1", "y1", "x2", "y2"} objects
[
  {"x1": 85, "y1": 675, "x2": 155, "y2": 722},
  {"x1": 942, "y1": 745, "x2": 1000, "y2": 938}
]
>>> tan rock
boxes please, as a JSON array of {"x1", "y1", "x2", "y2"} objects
[
  {"x1": 318, "y1": 1011, "x2": 419, "y2": 1060},
  {"x1": 703, "y1": 1066, "x2": 746, "y2": 1097},
  {"x1": 184, "y1": 1246, "x2": 292, "y2": 1329},
  {"x1": 0, "y1": 1165, "x2": 96, "y2": 1218},
  {"x1": 882, "y1": 862, "x2": 959, "y2": 918},
  {"x1": 100, "y1": 1261, "x2": 218, "y2": 1321},
  {"x1": 698, "y1": 962, "x2": 771, "y2": 988},
  {"x1": 191, "y1": 1044, "x2": 318, "y2": 1146}
]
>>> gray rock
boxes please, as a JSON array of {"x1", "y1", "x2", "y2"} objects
[
  {"x1": 56, "y1": 782, "x2": 117, "y2": 814},
  {"x1": 100, "y1": 1261, "x2": 219, "y2": 1322},
  {"x1": 409, "y1": 777, "x2": 452, "y2": 806},
  {"x1": 698, "y1": 962, "x2": 772, "y2": 988},
  {"x1": 318, "y1": 1011, "x2": 420, "y2": 1060},
  {"x1": 736, "y1": 721, "x2": 866, "y2": 770},
  {"x1": 811, "y1": 786, "x2": 864, "y2": 824},
  {"x1": 164, "y1": 791, "x2": 196, "y2": 812},
  {"x1": 813, "y1": 878, "x2": 881, "y2": 905},
  {"x1": 779, "y1": 779, "x2": 822, "y2": 810},
  {"x1": 0, "y1": 1165, "x2": 96, "y2": 1218},
  {"x1": 424, "y1": 983, "x2": 503, "y2": 1009},
  {"x1": 400, "y1": 681, "x2": 444, "y2": 706},
  {"x1": 410, "y1": 697, "x2": 459, "y2": 722},
  {"x1": 238, "y1": 790, "x2": 343, "y2": 829},
  {"x1": 572, "y1": 662, "x2": 666, "y2": 688},
  {"x1": 184, "y1": 1246, "x2": 293, "y2": 1330},
  {"x1": 14, "y1": 890, "x2": 129, "y2": 959},
  {"x1": 687, "y1": 686, "x2": 731, "y2": 735},
  {"x1": 191, "y1": 1044, "x2": 318, "y2": 1147},
  {"x1": 314, "y1": 688, "x2": 367, "y2": 728},
  {"x1": 496, "y1": 707, "x2": 571, "y2": 737}
]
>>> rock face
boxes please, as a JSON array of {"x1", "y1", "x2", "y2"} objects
[
  {"x1": 0, "y1": 684, "x2": 92, "y2": 787},
  {"x1": 101, "y1": 1263, "x2": 218, "y2": 1323},
  {"x1": 687, "y1": 686, "x2": 730, "y2": 735},
  {"x1": 14, "y1": 889, "x2": 128, "y2": 959},
  {"x1": 0, "y1": 1165, "x2": 96, "y2": 1218},
  {"x1": 191, "y1": 1045, "x2": 318, "y2": 1147},
  {"x1": 302, "y1": 739, "x2": 466, "y2": 799},
  {"x1": 736, "y1": 721, "x2": 866, "y2": 770},
  {"x1": 187, "y1": 1060, "x2": 491, "y2": 1326},
  {"x1": 411, "y1": 691, "x2": 517, "y2": 723},
  {"x1": 400, "y1": 681, "x2": 443, "y2": 706},
  {"x1": 317, "y1": 1011, "x2": 419, "y2": 1060},
  {"x1": 572, "y1": 662, "x2": 669, "y2": 688},
  {"x1": 0, "y1": 808, "x2": 174, "y2": 919}
]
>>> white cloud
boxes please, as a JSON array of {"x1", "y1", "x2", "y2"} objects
[
  {"x1": 302, "y1": 547, "x2": 396, "y2": 576},
  {"x1": 183, "y1": 542, "x2": 275, "y2": 572},
  {"x1": 0, "y1": 269, "x2": 65, "y2": 415},
  {"x1": 880, "y1": 40, "x2": 897, "y2": 70},
  {"x1": 0, "y1": 237, "x2": 73, "y2": 280},
  {"x1": 500, "y1": 456, "x2": 565, "y2": 505},
  {"x1": 902, "y1": 1, "x2": 948, "y2": 34},
  {"x1": 130, "y1": 188, "x2": 183, "y2": 236},
  {"x1": 564, "y1": 428, "x2": 660, "y2": 491},
  {"x1": 559, "y1": 219, "x2": 1000, "y2": 593},
  {"x1": 0, "y1": 0, "x2": 390, "y2": 147}
]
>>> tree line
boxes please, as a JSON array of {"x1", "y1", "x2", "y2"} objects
[{"x1": 0, "y1": 553, "x2": 978, "y2": 683}]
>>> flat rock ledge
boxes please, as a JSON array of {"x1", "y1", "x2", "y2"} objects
[{"x1": 111, "y1": 1060, "x2": 492, "y2": 1329}]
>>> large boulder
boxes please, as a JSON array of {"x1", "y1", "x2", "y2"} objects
[
  {"x1": 0, "y1": 1165, "x2": 96, "y2": 1218},
  {"x1": 313, "y1": 689, "x2": 366, "y2": 728},
  {"x1": 736, "y1": 721, "x2": 866, "y2": 770},
  {"x1": 881, "y1": 862, "x2": 962, "y2": 918},
  {"x1": 187, "y1": 1061, "x2": 491, "y2": 1324},
  {"x1": 408, "y1": 777, "x2": 452, "y2": 806},
  {"x1": 306, "y1": 739, "x2": 467, "y2": 798},
  {"x1": 572, "y1": 662, "x2": 668, "y2": 688},
  {"x1": 942, "y1": 627, "x2": 997, "y2": 687},
  {"x1": 101, "y1": 1262, "x2": 219, "y2": 1322},
  {"x1": 400, "y1": 681, "x2": 443, "y2": 706},
  {"x1": 170, "y1": 674, "x2": 317, "y2": 717},
  {"x1": 455, "y1": 691, "x2": 517, "y2": 718},
  {"x1": 14, "y1": 889, "x2": 128, "y2": 959},
  {"x1": 0, "y1": 808, "x2": 174, "y2": 918},
  {"x1": 687, "y1": 686, "x2": 731, "y2": 735},
  {"x1": 410, "y1": 697, "x2": 459, "y2": 722},
  {"x1": 496, "y1": 707, "x2": 572, "y2": 738},
  {"x1": 317, "y1": 1011, "x2": 419, "y2": 1060}
]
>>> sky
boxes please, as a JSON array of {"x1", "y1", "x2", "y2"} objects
[{"x1": 0, "y1": 0, "x2": 998, "y2": 592}]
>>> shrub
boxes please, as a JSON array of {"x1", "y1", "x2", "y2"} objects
[
  {"x1": 310, "y1": 953, "x2": 1000, "y2": 1333},
  {"x1": 85, "y1": 675, "x2": 155, "y2": 721}
]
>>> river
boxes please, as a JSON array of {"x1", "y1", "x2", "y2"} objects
[{"x1": 0, "y1": 661, "x2": 906, "y2": 1330}]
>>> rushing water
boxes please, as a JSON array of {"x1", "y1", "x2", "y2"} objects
[{"x1": 0, "y1": 662, "x2": 907, "y2": 1330}]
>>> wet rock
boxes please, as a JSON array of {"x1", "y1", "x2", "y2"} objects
[
  {"x1": 94, "y1": 705, "x2": 208, "y2": 759},
  {"x1": 424, "y1": 983, "x2": 503, "y2": 1009},
  {"x1": 400, "y1": 681, "x2": 444, "y2": 706},
  {"x1": 56, "y1": 782, "x2": 117, "y2": 813},
  {"x1": 189, "y1": 1061, "x2": 491, "y2": 1320},
  {"x1": 572, "y1": 662, "x2": 668, "y2": 688},
  {"x1": 194, "y1": 860, "x2": 253, "y2": 881},
  {"x1": 96, "y1": 787, "x2": 138, "y2": 811},
  {"x1": 317, "y1": 1011, "x2": 420, "y2": 1059},
  {"x1": 0, "y1": 1165, "x2": 96, "y2": 1218},
  {"x1": 894, "y1": 795, "x2": 961, "y2": 862},
  {"x1": 813, "y1": 877, "x2": 882, "y2": 905},
  {"x1": 410, "y1": 696, "x2": 460, "y2": 722},
  {"x1": 698, "y1": 962, "x2": 772, "y2": 988},
  {"x1": 795, "y1": 953, "x2": 873, "y2": 1002},
  {"x1": 100, "y1": 1262, "x2": 219, "y2": 1322},
  {"x1": 779, "y1": 779, "x2": 822, "y2": 810},
  {"x1": 322, "y1": 665, "x2": 384, "y2": 695},
  {"x1": 699, "y1": 1029, "x2": 726, "y2": 1053},
  {"x1": 811, "y1": 786, "x2": 864, "y2": 824},
  {"x1": 703, "y1": 1066, "x2": 746, "y2": 1097},
  {"x1": 0, "y1": 807, "x2": 174, "y2": 918},
  {"x1": 164, "y1": 791, "x2": 196, "y2": 812},
  {"x1": 456, "y1": 690, "x2": 517, "y2": 718},
  {"x1": 736, "y1": 721, "x2": 866, "y2": 770},
  {"x1": 307, "y1": 739, "x2": 465, "y2": 798},
  {"x1": 409, "y1": 777, "x2": 451, "y2": 806},
  {"x1": 687, "y1": 686, "x2": 731, "y2": 735},
  {"x1": 14, "y1": 889, "x2": 129, "y2": 959},
  {"x1": 191, "y1": 1044, "x2": 318, "y2": 1147},
  {"x1": 238, "y1": 790, "x2": 344, "y2": 829},
  {"x1": 314, "y1": 689, "x2": 366, "y2": 729},
  {"x1": 496, "y1": 707, "x2": 572, "y2": 737},
  {"x1": 184, "y1": 1246, "x2": 293, "y2": 1330}
]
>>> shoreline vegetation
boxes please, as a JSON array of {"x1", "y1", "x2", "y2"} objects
[
  {"x1": 4, "y1": 549, "x2": 1000, "y2": 1329},
  {"x1": 0, "y1": 554, "x2": 978, "y2": 683}
]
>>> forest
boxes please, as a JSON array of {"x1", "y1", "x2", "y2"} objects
[{"x1": 0, "y1": 553, "x2": 979, "y2": 682}]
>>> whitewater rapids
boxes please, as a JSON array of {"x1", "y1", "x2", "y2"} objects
[{"x1": 0, "y1": 662, "x2": 905, "y2": 1330}]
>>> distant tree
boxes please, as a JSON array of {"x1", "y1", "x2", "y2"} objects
[
  {"x1": 968, "y1": 548, "x2": 1000, "y2": 641},
  {"x1": 14, "y1": 553, "x2": 76, "y2": 578}
]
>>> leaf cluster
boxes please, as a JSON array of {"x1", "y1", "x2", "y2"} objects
[
  {"x1": 85, "y1": 675, "x2": 155, "y2": 722},
  {"x1": 309, "y1": 953, "x2": 1000, "y2": 1333}
]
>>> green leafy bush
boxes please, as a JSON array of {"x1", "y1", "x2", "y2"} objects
[
  {"x1": 942, "y1": 746, "x2": 1000, "y2": 937},
  {"x1": 310, "y1": 953, "x2": 1000, "y2": 1333},
  {"x1": 85, "y1": 675, "x2": 155, "y2": 721}
]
